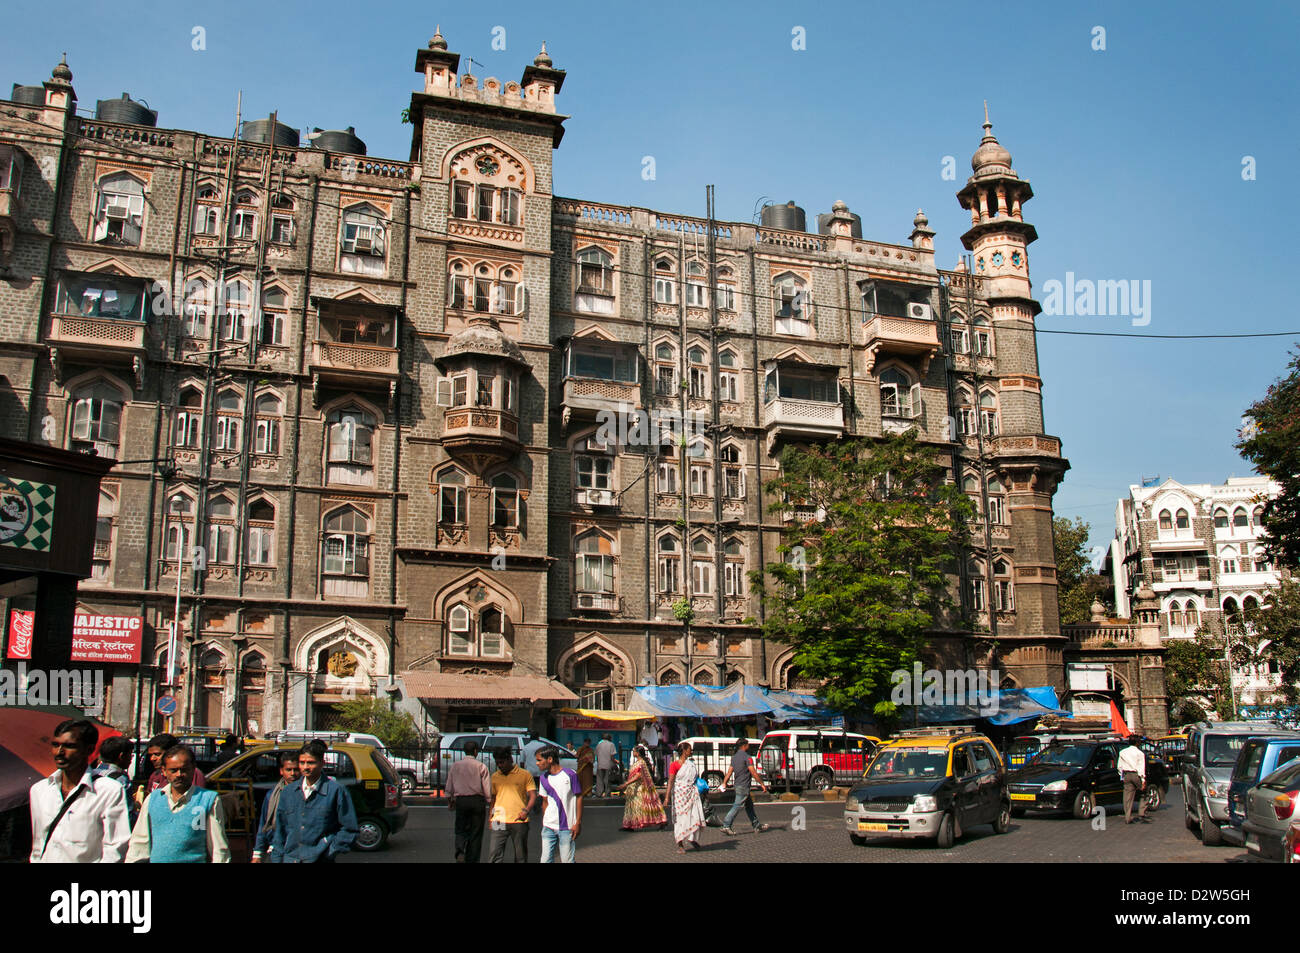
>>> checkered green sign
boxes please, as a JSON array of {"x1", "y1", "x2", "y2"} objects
[{"x1": 0, "y1": 477, "x2": 56, "y2": 552}]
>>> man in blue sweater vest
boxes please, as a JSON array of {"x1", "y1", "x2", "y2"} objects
[
  {"x1": 126, "y1": 745, "x2": 230, "y2": 863},
  {"x1": 269, "y1": 741, "x2": 358, "y2": 863}
]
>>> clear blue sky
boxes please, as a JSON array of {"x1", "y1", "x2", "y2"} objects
[{"x1": 7, "y1": 1, "x2": 1298, "y2": 557}]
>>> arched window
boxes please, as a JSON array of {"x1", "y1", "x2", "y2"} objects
[
  {"x1": 574, "y1": 530, "x2": 616, "y2": 599},
  {"x1": 972, "y1": 314, "x2": 992, "y2": 356},
  {"x1": 987, "y1": 475, "x2": 1006, "y2": 524},
  {"x1": 962, "y1": 474, "x2": 981, "y2": 515},
  {"x1": 575, "y1": 247, "x2": 614, "y2": 312},
  {"x1": 91, "y1": 489, "x2": 116, "y2": 581},
  {"x1": 691, "y1": 536, "x2": 714, "y2": 595},
  {"x1": 657, "y1": 534, "x2": 681, "y2": 594},
  {"x1": 322, "y1": 506, "x2": 370, "y2": 597},
  {"x1": 183, "y1": 277, "x2": 212, "y2": 337},
  {"x1": 326, "y1": 406, "x2": 376, "y2": 485},
  {"x1": 164, "y1": 492, "x2": 195, "y2": 561},
  {"x1": 1220, "y1": 545, "x2": 1238, "y2": 575},
  {"x1": 340, "y1": 203, "x2": 387, "y2": 275},
  {"x1": 232, "y1": 189, "x2": 259, "y2": 240},
  {"x1": 979, "y1": 391, "x2": 1000, "y2": 436},
  {"x1": 1168, "y1": 600, "x2": 1183, "y2": 629},
  {"x1": 653, "y1": 341, "x2": 677, "y2": 397},
  {"x1": 69, "y1": 380, "x2": 124, "y2": 458},
  {"x1": 450, "y1": 151, "x2": 522, "y2": 226},
  {"x1": 575, "y1": 656, "x2": 615, "y2": 709},
  {"x1": 206, "y1": 494, "x2": 237, "y2": 564},
  {"x1": 687, "y1": 345, "x2": 709, "y2": 399},
  {"x1": 659, "y1": 669, "x2": 682, "y2": 686},
  {"x1": 259, "y1": 286, "x2": 288, "y2": 345},
  {"x1": 437, "y1": 466, "x2": 468, "y2": 525},
  {"x1": 718, "y1": 348, "x2": 740, "y2": 401},
  {"x1": 688, "y1": 439, "x2": 711, "y2": 496},
  {"x1": 1184, "y1": 601, "x2": 1200, "y2": 629},
  {"x1": 994, "y1": 558, "x2": 1014, "y2": 611},
  {"x1": 490, "y1": 472, "x2": 520, "y2": 528},
  {"x1": 1253, "y1": 507, "x2": 1265, "y2": 529},
  {"x1": 692, "y1": 669, "x2": 713, "y2": 687},
  {"x1": 686, "y1": 260, "x2": 708, "y2": 307},
  {"x1": 773, "y1": 273, "x2": 811, "y2": 336},
  {"x1": 949, "y1": 314, "x2": 969, "y2": 354},
  {"x1": 92, "y1": 171, "x2": 145, "y2": 245},
  {"x1": 1233, "y1": 507, "x2": 1249, "y2": 530},
  {"x1": 880, "y1": 367, "x2": 918, "y2": 419},
  {"x1": 955, "y1": 387, "x2": 975, "y2": 435},
  {"x1": 254, "y1": 393, "x2": 282, "y2": 455},
  {"x1": 724, "y1": 537, "x2": 745, "y2": 597},
  {"x1": 247, "y1": 498, "x2": 276, "y2": 565},
  {"x1": 446, "y1": 603, "x2": 510, "y2": 658},
  {"x1": 1158, "y1": 510, "x2": 1173, "y2": 532},
  {"x1": 214, "y1": 388, "x2": 243, "y2": 452},
  {"x1": 715, "y1": 265, "x2": 736, "y2": 311},
  {"x1": 219, "y1": 281, "x2": 251, "y2": 342},
  {"x1": 1214, "y1": 508, "x2": 1229, "y2": 530},
  {"x1": 967, "y1": 560, "x2": 987, "y2": 611},
  {"x1": 721, "y1": 444, "x2": 745, "y2": 499},
  {"x1": 653, "y1": 257, "x2": 676, "y2": 304},
  {"x1": 1175, "y1": 508, "x2": 1190, "y2": 531},
  {"x1": 173, "y1": 387, "x2": 202, "y2": 449},
  {"x1": 193, "y1": 183, "x2": 221, "y2": 237}
]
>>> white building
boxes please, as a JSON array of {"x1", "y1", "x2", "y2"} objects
[{"x1": 1108, "y1": 476, "x2": 1287, "y2": 706}]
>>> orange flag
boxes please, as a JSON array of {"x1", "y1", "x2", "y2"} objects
[{"x1": 1109, "y1": 699, "x2": 1130, "y2": 736}]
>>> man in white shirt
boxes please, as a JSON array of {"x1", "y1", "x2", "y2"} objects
[
  {"x1": 535, "y1": 746, "x2": 582, "y2": 863},
  {"x1": 1118, "y1": 736, "x2": 1150, "y2": 824},
  {"x1": 594, "y1": 734, "x2": 618, "y2": 797},
  {"x1": 29, "y1": 719, "x2": 130, "y2": 863}
]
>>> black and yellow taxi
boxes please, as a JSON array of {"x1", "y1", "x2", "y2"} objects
[
  {"x1": 206, "y1": 740, "x2": 407, "y2": 852},
  {"x1": 843, "y1": 728, "x2": 1011, "y2": 848}
]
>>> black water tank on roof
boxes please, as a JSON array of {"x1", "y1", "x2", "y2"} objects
[
  {"x1": 95, "y1": 93, "x2": 158, "y2": 127},
  {"x1": 816, "y1": 211, "x2": 863, "y2": 239},
  {"x1": 311, "y1": 126, "x2": 367, "y2": 156},
  {"x1": 241, "y1": 118, "x2": 300, "y2": 147},
  {"x1": 761, "y1": 200, "x2": 806, "y2": 232},
  {"x1": 11, "y1": 85, "x2": 46, "y2": 106}
]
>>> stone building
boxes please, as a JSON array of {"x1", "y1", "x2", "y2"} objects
[
  {"x1": 0, "y1": 33, "x2": 1073, "y2": 736},
  {"x1": 1107, "y1": 475, "x2": 1287, "y2": 708}
]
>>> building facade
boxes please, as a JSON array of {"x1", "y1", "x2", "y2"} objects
[
  {"x1": 0, "y1": 34, "x2": 1072, "y2": 736},
  {"x1": 1107, "y1": 476, "x2": 1287, "y2": 707}
]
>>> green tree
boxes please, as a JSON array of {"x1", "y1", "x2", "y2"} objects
[
  {"x1": 1164, "y1": 629, "x2": 1232, "y2": 724},
  {"x1": 1054, "y1": 517, "x2": 1104, "y2": 625},
  {"x1": 1237, "y1": 349, "x2": 1300, "y2": 566},
  {"x1": 334, "y1": 697, "x2": 421, "y2": 748},
  {"x1": 1242, "y1": 578, "x2": 1300, "y2": 706},
  {"x1": 751, "y1": 432, "x2": 973, "y2": 717}
]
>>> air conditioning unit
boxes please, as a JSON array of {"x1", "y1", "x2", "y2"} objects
[
  {"x1": 907, "y1": 302, "x2": 933, "y2": 321},
  {"x1": 104, "y1": 202, "x2": 131, "y2": 221},
  {"x1": 576, "y1": 593, "x2": 615, "y2": 611},
  {"x1": 583, "y1": 489, "x2": 615, "y2": 507},
  {"x1": 353, "y1": 235, "x2": 373, "y2": 253}
]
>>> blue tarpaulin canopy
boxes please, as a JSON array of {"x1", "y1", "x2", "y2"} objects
[
  {"x1": 909, "y1": 686, "x2": 1072, "y2": 726},
  {"x1": 630, "y1": 684, "x2": 834, "y2": 721}
]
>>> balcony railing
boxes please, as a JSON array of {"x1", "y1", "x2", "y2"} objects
[
  {"x1": 572, "y1": 592, "x2": 619, "y2": 612},
  {"x1": 562, "y1": 376, "x2": 640, "y2": 414},
  {"x1": 1159, "y1": 568, "x2": 1212, "y2": 583},
  {"x1": 1062, "y1": 624, "x2": 1141, "y2": 648},
  {"x1": 863, "y1": 314, "x2": 940, "y2": 350},
  {"x1": 310, "y1": 341, "x2": 399, "y2": 376},
  {"x1": 47, "y1": 314, "x2": 146, "y2": 352},
  {"x1": 761, "y1": 397, "x2": 845, "y2": 430}
]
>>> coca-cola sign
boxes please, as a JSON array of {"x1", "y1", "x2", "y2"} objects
[{"x1": 6, "y1": 609, "x2": 34, "y2": 660}]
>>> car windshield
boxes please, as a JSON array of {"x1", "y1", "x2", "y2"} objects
[
  {"x1": 1205, "y1": 735, "x2": 1251, "y2": 767},
  {"x1": 1031, "y1": 745, "x2": 1091, "y2": 767},
  {"x1": 867, "y1": 749, "x2": 947, "y2": 778}
]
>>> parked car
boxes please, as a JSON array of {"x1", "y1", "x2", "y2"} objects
[
  {"x1": 1241, "y1": 758, "x2": 1300, "y2": 862},
  {"x1": 1006, "y1": 737, "x2": 1168, "y2": 818},
  {"x1": 758, "y1": 728, "x2": 879, "y2": 791},
  {"x1": 1182, "y1": 720, "x2": 1295, "y2": 846},
  {"x1": 1002, "y1": 732, "x2": 1098, "y2": 770},
  {"x1": 434, "y1": 728, "x2": 582, "y2": 787},
  {"x1": 171, "y1": 727, "x2": 255, "y2": 775},
  {"x1": 679, "y1": 737, "x2": 763, "y2": 791},
  {"x1": 206, "y1": 740, "x2": 407, "y2": 852},
  {"x1": 1224, "y1": 734, "x2": 1300, "y2": 844},
  {"x1": 269, "y1": 730, "x2": 430, "y2": 794},
  {"x1": 1149, "y1": 733, "x2": 1189, "y2": 776},
  {"x1": 843, "y1": 728, "x2": 1009, "y2": 848}
]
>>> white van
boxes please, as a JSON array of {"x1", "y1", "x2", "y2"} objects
[{"x1": 679, "y1": 737, "x2": 764, "y2": 792}]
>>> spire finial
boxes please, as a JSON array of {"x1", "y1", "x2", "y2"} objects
[
  {"x1": 429, "y1": 25, "x2": 447, "y2": 50},
  {"x1": 982, "y1": 100, "x2": 992, "y2": 135},
  {"x1": 534, "y1": 41, "x2": 553, "y2": 68},
  {"x1": 51, "y1": 52, "x2": 73, "y2": 83}
]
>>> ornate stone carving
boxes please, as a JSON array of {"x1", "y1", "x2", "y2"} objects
[{"x1": 327, "y1": 650, "x2": 359, "y2": 678}]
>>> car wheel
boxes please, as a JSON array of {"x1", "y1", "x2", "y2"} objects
[
  {"x1": 703, "y1": 771, "x2": 724, "y2": 793},
  {"x1": 936, "y1": 812, "x2": 955, "y2": 849},
  {"x1": 1200, "y1": 803, "x2": 1223, "y2": 846},
  {"x1": 1072, "y1": 791, "x2": 1093, "y2": 820},
  {"x1": 849, "y1": 833, "x2": 867, "y2": 846},
  {"x1": 1144, "y1": 786, "x2": 1161, "y2": 812},
  {"x1": 993, "y1": 802, "x2": 1011, "y2": 834},
  {"x1": 398, "y1": 772, "x2": 417, "y2": 795},
  {"x1": 355, "y1": 817, "x2": 389, "y2": 852},
  {"x1": 806, "y1": 769, "x2": 833, "y2": 792}
]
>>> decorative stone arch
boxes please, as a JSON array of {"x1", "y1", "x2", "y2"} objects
[
  {"x1": 876, "y1": 356, "x2": 920, "y2": 386},
  {"x1": 999, "y1": 673, "x2": 1021, "y2": 691},
  {"x1": 657, "y1": 664, "x2": 684, "y2": 686},
  {"x1": 63, "y1": 368, "x2": 132, "y2": 404},
  {"x1": 556, "y1": 632, "x2": 636, "y2": 688},
  {"x1": 442, "y1": 135, "x2": 535, "y2": 194},
  {"x1": 570, "y1": 322, "x2": 618, "y2": 343},
  {"x1": 319, "y1": 391, "x2": 385, "y2": 424},
  {"x1": 294, "y1": 616, "x2": 390, "y2": 685},
  {"x1": 82, "y1": 255, "x2": 144, "y2": 278},
  {"x1": 432, "y1": 570, "x2": 525, "y2": 625}
]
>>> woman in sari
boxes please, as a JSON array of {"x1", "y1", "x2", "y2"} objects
[
  {"x1": 620, "y1": 744, "x2": 667, "y2": 831},
  {"x1": 575, "y1": 738, "x2": 596, "y2": 796},
  {"x1": 671, "y1": 740, "x2": 706, "y2": 852}
]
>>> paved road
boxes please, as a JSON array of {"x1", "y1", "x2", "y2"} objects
[{"x1": 344, "y1": 784, "x2": 1264, "y2": 863}]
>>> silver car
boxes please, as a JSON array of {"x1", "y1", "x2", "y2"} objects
[
  {"x1": 1182, "y1": 721, "x2": 1294, "y2": 846},
  {"x1": 1241, "y1": 759, "x2": 1300, "y2": 861}
]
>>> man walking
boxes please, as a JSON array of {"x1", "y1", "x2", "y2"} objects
[
  {"x1": 536, "y1": 745, "x2": 582, "y2": 863},
  {"x1": 1119, "y1": 735, "x2": 1151, "y2": 824},
  {"x1": 251, "y1": 750, "x2": 301, "y2": 862},
  {"x1": 29, "y1": 719, "x2": 130, "y2": 863},
  {"x1": 126, "y1": 745, "x2": 230, "y2": 863},
  {"x1": 720, "y1": 737, "x2": 770, "y2": 836},
  {"x1": 92, "y1": 735, "x2": 138, "y2": 826},
  {"x1": 446, "y1": 740, "x2": 491, "y2": 862},
  {"x1": 595, "y1": 733, "x2": 618, "y2": 797},
  {"x1": 269, "y1": 740, "x2": 358, "y2": 863},
  {"x1": 488, "y1": 747, "x2": 536, "y2": 863}
]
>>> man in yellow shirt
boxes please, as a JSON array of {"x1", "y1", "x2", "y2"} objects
[{"x1": 487, "y1": 747, "x2": 536, "y2": 863}]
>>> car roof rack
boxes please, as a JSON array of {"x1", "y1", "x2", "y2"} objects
[
  {"x1": 270, "y1": 730, "x2": 349, "y2": 741},
  {"x1": 893, "y1": 726, "x2": 979, "y2": 739}
]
